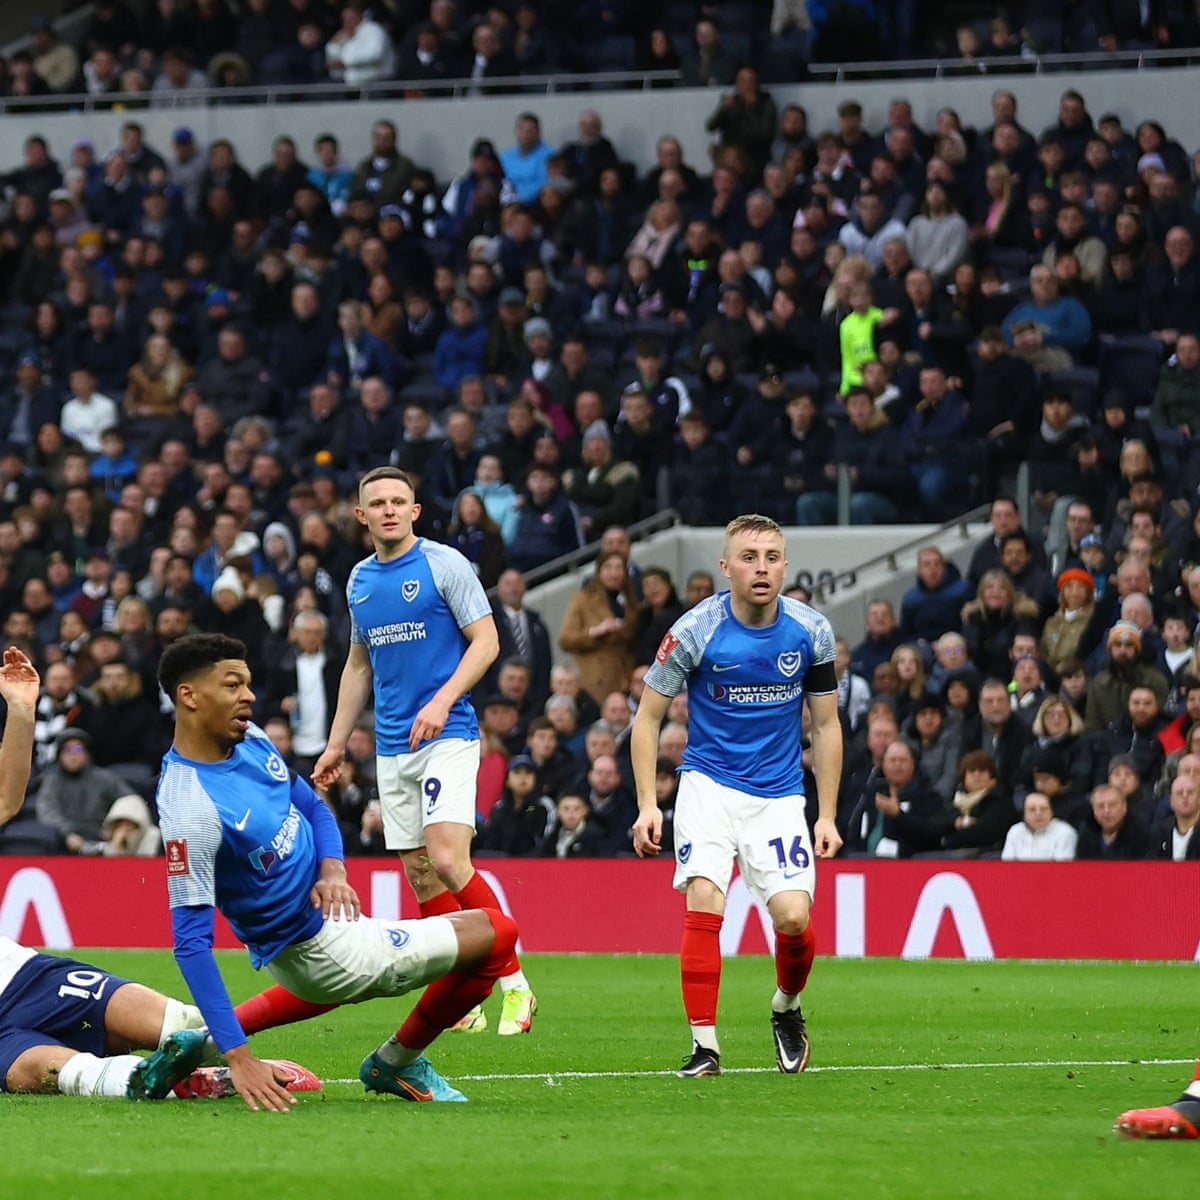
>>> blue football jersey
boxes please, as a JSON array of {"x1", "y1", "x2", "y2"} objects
[
  {"x1": 157, "y1": 725, "x2": 323, "y2": 967},
  {"x1": 644, "y1": 592, "x2": 837, "y2": 798},
  {"x1": 347, "y1": 539, "x2": 492, "y2": 755}
]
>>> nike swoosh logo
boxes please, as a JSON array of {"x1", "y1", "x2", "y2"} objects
[
  {"x1": 353, "y1": 594, "x2": 370, "y2": 605},
  {"x1": 234, "y1": 809, "x2": 252, "y2": 831},
  {"x1": 712, "y1": 664, "x2": 741, "y2": 673},
  {"x1": 776, "y1": 1044, "x2": 803, "y2": 1071}
]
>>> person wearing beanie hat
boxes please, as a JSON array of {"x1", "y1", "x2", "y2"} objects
[
  {"x1": 1107, "y1": 618, "x2": 1143, "y2": 650},
  {"x1": 902, "y1": 689, "x2": 961, "y2": 803},
  {"x1": 581, "y1": 419, "x2": 611, "y2": 445},
  {"x1": 1057, "y1": 566, "x2": 1095, "y2": 593},
  {"x1": 561, "y1": 417, "x2": 640, "y2": 535},
  {"x1": 1022, "y1": 739, "x2": 1089, "y2": 825},
  {"x1": 211, "y1": 565, "x2": 245, "y2": 604},
  {"x1": 207, "y1": 566, "x2": 271, "y2": 684},
  {"x1": 1039, "y1": 566, "x2": 1097, "y2": 675},
  {"x1": 261, "y1": 522, "x2": 298, "y2": 590},
  {"x1": 36, "y1": 727, "x2": 149, "y2": 855},
  {"x1": 474, "y1": 753, "x2": 556, "y2": 857},
  {"x1": 1083, "y1": 618, "x2": 1169, "y2": 733}
]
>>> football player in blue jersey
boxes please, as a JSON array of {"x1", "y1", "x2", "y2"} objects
[
  {"x1": 631, "y1": 514, "x2": 844, "y2": 1078},
  {"x1": 155, "y1": 633, "x2": 521, "y2": 1109},
  {"x1": 0, "y1": 647, "x2": 223, "y2": 1101},
  {"x1": 312, "y1": 466, "x2": 537, "y2": 1036}
]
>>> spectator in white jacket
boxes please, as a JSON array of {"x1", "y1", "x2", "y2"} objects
[
  {"x1": 325, "y1": 1, "x2": 395, "y2": 85},
  {"x1": 60, "y1": 366, "x2": 119, "y2": 455},
  {"x1": 1001, "y1": 791, "x2": 1078, "y2": 860}
]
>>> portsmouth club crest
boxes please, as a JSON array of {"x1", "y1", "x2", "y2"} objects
[
  {"x1": 402, "y1": 579, "x2": 420, "y2": 603},
  {"x1": 777, "y1": 650, "x2": 802, "y2": 678},
  {"x1": 678, "y1": 841, "x2": 692, "y2": 864},
  {"x1": 264, "y1": 751, "x2": 290, "y2": 781}
]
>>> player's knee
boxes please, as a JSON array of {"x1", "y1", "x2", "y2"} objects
[
  {"x1": 686, "y1": 877, "x2": 726, "y2": 913},
  {"x1": 400, "y1": 850, "x2": 437, "y2": 889},
  {"x1": 486, "y1": 909, "x2": 519, "y2": 958},
  {"x1": 772, "y1": 898, "x2": 811, "y2": 935},
  {"x1": 426, "y1": 847, "x2": 471, "y2": 890},
  {"x1": 6, "y1": 1054, "x2": 56, "y2": 1094}
]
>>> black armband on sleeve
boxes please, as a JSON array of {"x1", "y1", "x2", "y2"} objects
[{"x1": 805, "y1": 661, "x2": 839, "y2": 695}]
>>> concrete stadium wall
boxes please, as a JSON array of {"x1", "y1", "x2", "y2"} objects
[
  {"x1": 1, "y1": 66, "x2": 1198, "y2": 180},
  {"x1": 528, "y1": 520, "x2": 986, "y2": 665}
]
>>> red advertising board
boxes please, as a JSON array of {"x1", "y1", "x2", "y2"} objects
[{"x1": 1, "y1": 858, "x2": 1197, "y2": 960}]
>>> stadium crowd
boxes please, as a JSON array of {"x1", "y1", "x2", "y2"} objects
[
  {"x1": 4, "y1": 0, "x2": 1199, "y2": 103},
  {"x1": 0, "y1": 3, "x2": 1197, "y2": 863}
]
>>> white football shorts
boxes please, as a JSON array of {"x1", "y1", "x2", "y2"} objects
[
  {"x1": 376, "y1": 738, "x2": 480, "y2": 850},
  {"x1": 672, "y1": 770, "x2": 816, "y2": 905},
  {"x1": 266, "y1": 913, "x2": 460, "y2": 1004}
]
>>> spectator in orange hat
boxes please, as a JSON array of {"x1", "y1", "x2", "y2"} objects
[{"x1": 1039, "y1": 566, "x2": 1096, "y2": 674}]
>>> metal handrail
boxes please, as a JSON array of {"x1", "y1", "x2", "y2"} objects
[
  {"x1": 805, "y1": 44, "x2": 1200, "y2": 81},
  {"x1": 804, "y1": 501, "x2": 991, "y2": 607},
  {"x1": 0, "y1": 70, "x2": 684, "y2": 114}
]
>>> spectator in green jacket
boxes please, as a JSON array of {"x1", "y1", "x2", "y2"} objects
[{"x1": 1150, "y1": 332, "x2": 1200, "y2": 436}]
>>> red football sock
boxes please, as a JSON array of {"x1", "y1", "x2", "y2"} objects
[
  {"x1": 395, "y1": 911, "x2": 519, "y2": 1051},
  {"x1": 774, "y1": 923, "x2": 816, "y2": 997},
  {"x1": 234, "y1": 985, "x2": 339, "y2": 1035},
  {"x1": 1192, "y1": 1060, "x2": 1200, "y2": 1085},
  {"x1": 680, "y1": 911, "x2": 724, "y2": 1026},
  {"x1": 453, "y1": 871, "x2": 501, "y2": 911},
  {"x1": 454, "y1": 871, "x2": 520, "y2": 976},
  {"x1": 419, "y1": 890, "x2": 461, "y2": 919}
]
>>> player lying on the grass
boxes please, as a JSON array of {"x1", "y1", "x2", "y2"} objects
[
  {"x1": 0, "y1": 932, "x2": 209, "y2": 1098},
  {"x1": 0, "y1": 647, "x2": 320, "y2": 1101},
  {"x1": 0, "y1": 933, "x2": 320, "y2": 1101},
  {"x1": 632, "y1": 515, "x2": 843, "y2": 1079},
  {"x1": 154, "y1": 632, "x2": 520, "y2": 1111},
  {"x1": 1117, "y1": 1063, "x2": 1200, "y2": 1139}
]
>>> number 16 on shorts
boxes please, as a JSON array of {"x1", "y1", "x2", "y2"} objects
[{"x1": 769, "y1": 836, "x2": 810, "y2": 876}]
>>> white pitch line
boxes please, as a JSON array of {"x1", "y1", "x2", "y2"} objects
[{"x1": 327, "y1": 1057, "x2": 1194, "y2": 1086}]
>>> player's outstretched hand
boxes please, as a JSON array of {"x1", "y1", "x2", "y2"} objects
[
  {"x1": 311, "y1": 860, "x2": 360, "y2": 921},
  {"x1": 632, "y1": 807, "x2": 663, "y2": 857},
  {"x1": 226, "y1": 1047, "x2": 297, "y2": 1113},
  {"x1": 812, "y1": 816, "x2": 843, "y2": 859},
  {"x1": 0, "y1": 646, "x2": 40, "y2": 708},
  {"x1": 310, "y1": 745, "x2": 345, "y2": 791}
]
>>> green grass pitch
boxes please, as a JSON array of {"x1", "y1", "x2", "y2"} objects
[{"x1": 3, "y1": 951, "x2": 1197, "y2": 1199}]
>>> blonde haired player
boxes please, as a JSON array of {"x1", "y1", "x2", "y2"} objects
[{"x1": 632, "y1": 515, "x2": 843, "y2": 1076}]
